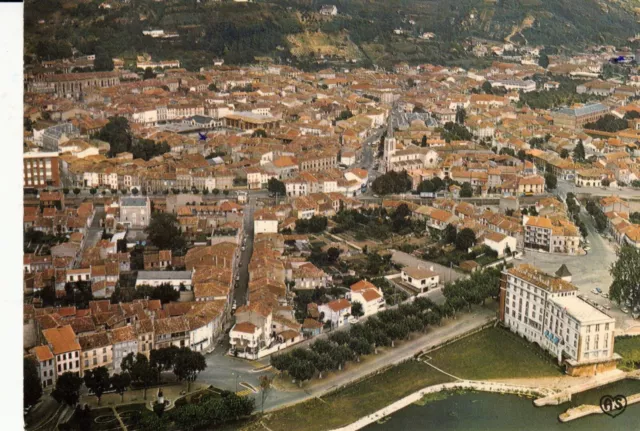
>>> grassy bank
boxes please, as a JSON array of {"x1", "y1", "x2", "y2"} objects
[
  {"x1": 615, "y1": 336, "x2": 640, "y2": 371},
  {"x1": 427, "y1": 326, "x2": 563, "y2": 380},
  {"x1": 247, "y1": 360, "x2": 452, "y2": 431},
  {"x1": 244, "y1": 326, "x2": 565, "y2": 431}
]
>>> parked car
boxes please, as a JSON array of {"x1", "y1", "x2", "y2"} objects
[
  {"x1": 602, "y1": 293, "x2": 609, "y2": 299},
  {"x1": 241, "y1": 246, "x2": 246, "y2": 251},
  {"x1": 595, "y1": 288, "x2": 602, "y2": 294},
  {"x1": 592, "y1": 288, "x2": 600, "y2": 295},
  {"x1": 621, "y1": 307, "x2": 629, "y2": 314}
]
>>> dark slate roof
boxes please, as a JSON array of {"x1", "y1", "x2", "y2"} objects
[{"x1": 555, "y1": 264, "x2": 572, "y2": 277}]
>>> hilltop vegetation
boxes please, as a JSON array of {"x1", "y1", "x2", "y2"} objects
[{"x1": 24, "y1": 0, "x2": 640, "y2": 70}]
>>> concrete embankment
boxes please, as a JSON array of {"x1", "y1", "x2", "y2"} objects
[
  {"x1": 534, "y1": 369, "x2": 627, "y2": 406},
  {"x1": 330, "y1": 380, "x2": 550, "y2": 431},
  {"x1": 559, "y1": 393, "x2": 640, "y2": 422}
]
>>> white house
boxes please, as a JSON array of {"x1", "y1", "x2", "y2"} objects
[
  {"x1": 254, "y1": 211, "x2": 278, "y2": 234},
  {"x1": 484, "y1": 231, "x2": 518, "y2": 257},
  {"x1": 135, "y1": 270, "x2": 192, "y2": 290},
  {"x1": 401, "y1": 266, "x2": 439, "y2": 293},
  {"x1": 318, "y1": 299, "x2": 351, "y2": 328},
  {"x1": 349, "y1": 280, "x2": 385, "y2": 317}
]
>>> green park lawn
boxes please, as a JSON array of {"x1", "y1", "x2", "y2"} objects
[
  {"x1": 254, "y1": 360, "x2": 452, "y2": 431},
  {"x1": 427, "y1": 326, "x2": 563, "y2": 380}
]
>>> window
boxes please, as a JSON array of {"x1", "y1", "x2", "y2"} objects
[
  {"x1": 596, "y1": 324, "x2": 600, "y2": 332},
  {"x1": 76, "y1": 360, "x2": 79, "y2": 368},
  {"x1": 605, "y1": 323, "x2": 609, "y2": 331}
]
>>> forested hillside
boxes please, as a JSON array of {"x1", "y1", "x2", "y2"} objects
[{"x1": 24, "y1": 0, "x2": 640, "y2": 70}]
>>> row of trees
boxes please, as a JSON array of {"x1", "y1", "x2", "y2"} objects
[
  {"x1": 295, "y1": 216, "x2": 328, "y2": 234},
  {"x1": 440, "y1": 122, "x2": 473, "y2": 142},
  {"x1": 46, "y1": 347, "x2": 207, "y2": 410},
  {"x1": 565, "y1": 193, "x2": 589, "y2": 238},
  {"x1": 442, "y1": 268, "x2": 502, "y2": 314},
  {"x1": 271, "y1": 297, "x2": 444, "y2": 385},
  {"x1": 97, "y1": 117, "x2": 171, "y2": 160},
  {"x1": 585, "y1": 199, "x2": 608, "y2": 232},
  {"x1": 585, "y1": 114, "x2": 629, "y2": 133},
  {"x1": 110, "y1": 283, "x2": 180, "y2": 305},
  {"x1": 330, "y1": 205, "x2": 424, "y2": 241}
]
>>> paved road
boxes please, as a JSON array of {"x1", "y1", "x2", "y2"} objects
[
  {"x1": 556, "y1": 179, "x2": 640, "y2": 202},
  {"x1": 235, "y1": 197, "x2": 256, "y2": 306},
  {"x1": 391, "y1": 250, "x2": 466, "y2": 284},
  {"x1": 83, "y1": 205, "x2": 104, "y2": 251},
  {"x1": 261, "y1": 307, "x2": 495, "y2": 411}
]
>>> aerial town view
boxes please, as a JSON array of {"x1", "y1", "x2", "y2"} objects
[{"x1": 18, "y1": 0, "x2": 640, "y2": 430}]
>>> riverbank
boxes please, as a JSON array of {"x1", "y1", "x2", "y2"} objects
[
  {"x1": 559, "y1": 392, "x2": 640, "y2": 422},
  {"x1": 331, "y1": 381, "x2": 552, "y2": 431}
]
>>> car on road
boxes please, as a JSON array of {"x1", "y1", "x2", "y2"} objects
[
  {"x1": 602, "y1": 293, "x2": 609, "y2": 299},
  {"x1": 232, "y1": 300, "x2": 237, "y2": 311},
  {"x1": 595, "y1": 288, "x2": 602, "y2": 294},
  {"x1": 241, "y1": 246, "x2": 246, "y2": 251},
  {"x1": 621, "y1": 307, "x2": 629, "y2": 314},
  {"x1": 236, "y1": 275, "x2": 240, "y2": 281},
  {"x1": 604, "y1": 305, "x2": 611, "y2": 310},
  {"x1": 592, "y1": 288, "x2": 600, "y2": 295},
  {"x1": 584, "y1": 246, "x2": 591, "y2": 251}
]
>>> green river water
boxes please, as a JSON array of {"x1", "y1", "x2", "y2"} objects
[{"x1": 365, "y1": 379, "x2": 640, "y2": 431}]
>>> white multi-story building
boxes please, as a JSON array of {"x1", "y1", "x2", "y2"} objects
[{"x1": 500, "y1": 264, "x2": 618, "y2": 376}]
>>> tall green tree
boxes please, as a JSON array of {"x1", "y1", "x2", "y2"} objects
[
  {"x1": 143, "y1": 67, "x2": 156, "y2": 80},
  {"x1": 545, "y1": 172, "x2": 557, "y2": 190},
  {"x1": 84, "y1": 366, "x2": 111, "y2": 405},
  {"x1": 459, "y1": 182, "x2": 474, "y2": 198},
  {"x1": 538, "y1": 53, "x2": 549, "y2": 68},
  {"x1": 610, "y1": 246, "x2": 640, "y2": 312},
  {"x1": 455, "y1": 228, "x2": 476, "y2": 251},
  {"x1": 110, "y1": 372, "x2": 131, "y2": 403},
  {"x1": 99, "y1": 117, "x2": 132, "y2": 157},
  {"x1": 150, "y1": 346, "x2": 181, "y2": 383},
  {"x1": 130, "y1": 353, "x2": 156, "y2": 400},
  {"x1": 267, "y1": 178, "x2": 286, "y2": 195},
  {"x1": 173, "y1": 348, "x2": 207, "y2": 392},
  {"x1": 443, "y1": 224, "x2": 457, "y2": 244},
  {"x1": 573, "y1": 140, "x2": 586, "y2": 162},
  {"x1": 351, "y1": 301, "x2": 364, "y2": 318},
  {"x1": 24, "y1": 357, "x2": 43, "y2": 408},
  {"x1": 94, "y1": 46, "x2": 114, "y2": 72},
  {"x1": 144, "y1": 212, "x2": 185, "y2": 251},
  {"x1": 52, "y1": 372, "x2": 83, "y2": 407}
]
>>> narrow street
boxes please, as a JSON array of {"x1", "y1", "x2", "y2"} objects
[
  {"x1": 235, "y1": 196, "x2": 256, "y2": 306},
  {"x1": 83, "y1": 205, "x2": 105, "y2": 251}
]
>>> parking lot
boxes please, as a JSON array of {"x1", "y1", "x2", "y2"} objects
[{"x1": 519, "y1": 212, "x2": 639, "y2": 333}]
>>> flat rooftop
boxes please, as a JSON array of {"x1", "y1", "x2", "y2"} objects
[{"x1": 550, "y1": 295, "x2": 613, "y2": 324}]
